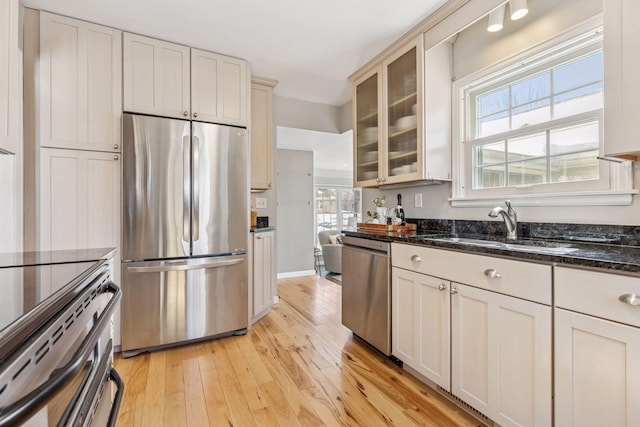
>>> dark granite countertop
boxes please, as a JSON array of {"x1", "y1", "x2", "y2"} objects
[
  {"x1": 250, "y1": 226, "x2": 276, "y2": 233},
  {"x1": 344, "y1": 223, "x2": 640, "y2": 275},
  {"x1": 0, "y1": 247, "x2": 115, "y2": 269}
]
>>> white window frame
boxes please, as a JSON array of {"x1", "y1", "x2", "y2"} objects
[{"x1": 451, "y1": 17, "x2": 636, "y2": 207}]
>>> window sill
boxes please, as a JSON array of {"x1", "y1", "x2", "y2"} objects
[{"x1": 450, "y1": 189, "x2": 639, "y2": 208}]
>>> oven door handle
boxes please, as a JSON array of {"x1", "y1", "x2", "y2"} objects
[
  {"x1": 107, "y1": 368, "x2": 124, "y2": 427},
  {"x1": 0, "y1": 282, "x2": 121, "y2": 427},
  {"x1": 126, "y1": 257, "x2": 244, "y2": 273}
]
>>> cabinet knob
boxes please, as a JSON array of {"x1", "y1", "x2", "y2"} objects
[
  {"x1": 375, "y1": 178, "x2": 380, "y2": 183},
  {"x1": 194, "y1": 112, "x2": 198, "y2": 118},
  {"x1": 113, "y1": 155, "x2": 119, "y2": 160},
  {"x1": 268, "y1": 183, "x2": 272, "y2": 188},
  {"x1": 256, "y1": 236, "x2": 262, "y2": 240},
  {"x1": 450, "y1": 286, "x2": 458, "y2": 295},
  {"x1": 381, "y1": 177, "x2": 386, "y2": 182},
  {"x1": 484, "y1": 269, "x2": 502, "y2": 279},
  {"x1": 618, "y1": 293, "x2": 640, "y2": 306},
  {"x1": 411, "y1": 254, "x2": 422, "y2": 262},
  {"x1": 438, "y1": 283, "x2": 446, "y2": 291},
  {"x1": 113, "y1": 144, "x2": 119, "y2": 150},
  {"x1": 183, "y1": 111, "x2": 189, "y2": 117}
]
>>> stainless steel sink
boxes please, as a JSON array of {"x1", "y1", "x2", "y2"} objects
[{"x1": 420, "y1": 236, "x2": 579, "y2": 255}]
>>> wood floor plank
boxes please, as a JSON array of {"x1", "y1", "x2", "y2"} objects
[{"x1": 116, "y1": 275, "x2": 484, "y2": 427}]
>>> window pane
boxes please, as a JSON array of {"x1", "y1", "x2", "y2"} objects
[
  {"x1": 512, "y1": 71, "x2": 550, "y2": 107},
  {"x1": 512, "y1": 99, "x2": 551, "y2": 129},
  {"x1": 550, "y1": 150, "x2": 599, "y2": 183},
  {"x1": 508, "y1": 132, "x2": 546, "y2": 161},
  {"x1": 554, "y1": 51, "x2": 603, "y2": 94},
  {"x1": 478, "y1": 110, "x2": 509, "y2": 137},
  {"x1": 478, "y1": 87, "x2": 509, "y2": 118},
  {"x1": 475, "y1": 141, "x2": 505, "y2": 166},
  {"x1": 508, "y1": 159, "x2": 547, "y2": 186},
  {"x1": 550, "y1": 121, "x2": 599, "y2": 155},
  {"x1": 554, "y1": 83, "x2": 603, "y2": 118},
  {"x1": 475, "y1": 165, "x2": 505, "y2": 189}
]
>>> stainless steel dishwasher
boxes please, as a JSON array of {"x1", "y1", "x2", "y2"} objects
[{"x1": 341, "y1": 235, "x2": 391, "y2": 355}]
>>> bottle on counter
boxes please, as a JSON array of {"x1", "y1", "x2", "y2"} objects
[{"x1": 395, "y1": 193, "x2": 405, "y2": 224}]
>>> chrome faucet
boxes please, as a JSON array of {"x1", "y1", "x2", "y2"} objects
[{"x1": 488, "y1": 200, "x2": 518, "y2": 240}]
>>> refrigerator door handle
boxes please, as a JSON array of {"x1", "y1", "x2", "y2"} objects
[
  {"x1": 192, "y1": 133, "x2": 200, "y2": 244},
  {"x1": 183, "y1": 134, "x2": 190, "y2": 244},
  {"x1": 125, "y1": 258, "x2": 244, "y2": 273}
]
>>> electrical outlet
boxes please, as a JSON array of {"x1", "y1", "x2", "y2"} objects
[
  {"x1": 255, "y1": 197, "x2": 267, "y2": 209},
  {"x1": 415, "y1": 193, "x2": 423, "y2": 208}
]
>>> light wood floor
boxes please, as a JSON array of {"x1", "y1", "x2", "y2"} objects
[{"x1": 114, "y1": 275, "x2": 482, "y2": 426}]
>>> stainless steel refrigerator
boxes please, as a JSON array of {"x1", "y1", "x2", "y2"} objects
[{"x1": 120, "y1": 113, "x2": 249, "y2": 357}]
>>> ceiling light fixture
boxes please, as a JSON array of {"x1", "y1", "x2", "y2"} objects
[
  {"x1": 509, "y1": 0, "x2": 529, "y2": 20},
  {"x1": 487, "y1": 4, "x2": 506, "y2": 32}
]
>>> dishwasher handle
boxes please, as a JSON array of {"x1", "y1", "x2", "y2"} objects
[{"x1": 343, "y1": 244, "x2": 389, "y2": 258}]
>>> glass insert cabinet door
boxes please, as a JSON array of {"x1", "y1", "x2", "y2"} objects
[
  {"x1": 355, "y1": 72, "x2": 380, "y2": 183},
  {"x1": 387, "y1": 47, "x2": 418, "y2": 178}
]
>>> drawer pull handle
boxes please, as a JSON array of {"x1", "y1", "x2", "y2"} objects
[
  {"x1": 484, "y1": 269, "x2": 502, "y2": 279},
  {"x1": 438, "y1": 283, "x2": 446, "y2": 291},
  {"x1": 411, "y1": 255, "x2": 422, "y2": 262},
  {"x1": 618, "y1": 294, "x2": 640, "y2": 306}
]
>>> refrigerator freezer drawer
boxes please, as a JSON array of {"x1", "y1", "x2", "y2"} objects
[{"x1": 121, "y1": 255, "x2": 248, "y2": 355}]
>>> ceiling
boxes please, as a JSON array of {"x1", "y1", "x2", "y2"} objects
[{"x1": 23, "y1": 0, "x2": 448, "y2": 106}]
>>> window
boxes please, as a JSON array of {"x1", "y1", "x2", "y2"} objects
[
  {"x1": 315, "y1": 186, "x2": 361, "y2": 245},
  {"x1": 453, "y1": 25, "x2": 632, "y2": 205}
]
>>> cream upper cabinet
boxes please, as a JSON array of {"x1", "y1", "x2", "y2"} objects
[
  {"x1": 554, "y1": 267, "x2": 640, "y2": 426},
  {"x1": 0, "y1": 0, "x2": 20, "y2": 154},
  {"x1": 251, "y1": 230, "x2": 276, "y2": 323},
  {"x1": 123, "y1": 32, "x2": 190, "y2": 120},
  {"x1": 192, "y1": 49, "x2": 247, "y2": 126},
  {"x1": 123, "y1": 33, "x2": 247, "y2": 125},
  {"x1": 352, "y1": 36, "x2": 452, "y2": 187},
  {"x1": 250, "y1": 78, "x2": 277, "y2": 190},
  {"x1": 604, "y1": 0, "x2": 640, "y2": 160},
  {"x1": 40, "y1": 13, "x2": 122, "y2": 153},
  {"x1": 39, "y1": 148, "x2": 120, "y2": 252}
]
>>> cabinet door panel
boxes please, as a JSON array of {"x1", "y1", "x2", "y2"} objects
[
  {"x1": 250, "y1": 83, "x2": 273, "y2": 190},
  {"x1": 191, "y1": 49, "x2": 219, "y2": 121},
  {"x1": 42, "y1": 17, "x2": 80, "y2": 144},
  {"x1": 221, "y1": 59, "x2": 245, "y2": 123},
  {"x1": 0, "y1": 0, "x2": 20, "y2": 154},
  {"x1": 86, "y1": 28, "x2": 121, "y2": 151},
  {"x1": 452, "y1": 283, "x2": 551, "y2": 427},
  {"x1": 40, "y1": 149, "x2": 84, "y2": 251},
  {"x1": 392, "y1": 268, "x2": 417, "y2": 364},
  {"x1": 252, "y1": 231, "x2": 275, "y2": 319},
  {"x1": 123, "y1": 33, "x2": 190, "y2": 119},
  {"x1": 40, "y1": 13, "x2": 121, "y2": 152},
  {"x1": 86, "y1": 154, "x2": 120, "y2": 249},
  {"x1": 555, "y1": 308, "x2": 640, "y2": 427}
]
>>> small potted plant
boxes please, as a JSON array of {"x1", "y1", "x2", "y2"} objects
[{"x1": 366, "y1": 196, "x2": 386, "y2": 223}]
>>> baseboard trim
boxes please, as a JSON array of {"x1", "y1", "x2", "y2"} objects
[{"x1": 277, "y1": 270, "x2": 316, "y2": 279}]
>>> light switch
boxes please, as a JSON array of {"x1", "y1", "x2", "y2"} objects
[
  {"x1": 415, "y1": 193, "x2": 423, "y2": 208},
  {"x1": 255, "y1": 197, "x2": 267, "y2": 209}
]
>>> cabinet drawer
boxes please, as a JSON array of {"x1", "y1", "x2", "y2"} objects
[
  {"x1": 555, "y1": 267, "x2": 640, "y2": 328},
  {"x1": 392, "y1": 243, "x2": 551, "y2": 304}
]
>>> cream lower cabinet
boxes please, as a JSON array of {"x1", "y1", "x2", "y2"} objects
[
  {"x1": 392, "y1": 268, "x2": 450, "y2": 390},
  {"x1": 451, "y1": 283, "x2": 551, "y2": 427},
  {"x1": 251, "y1": 230, "x2": 275, "y2": 322},
  {"x1": 39, "y1": 12, "x2": 122, "y2": 153},
  {"x1": 39, "y1": 148, "x2": 120, "y2": 253},
  {"x1": 391, "y1": 243, "x2": 552, "y2": 426},
  {"x1": 554, "y1": 267, "x2": 640, "y2": 426}
]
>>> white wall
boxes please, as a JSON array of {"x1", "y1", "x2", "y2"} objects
[{"x1": 276, "y1": 149, "x2": 315, "y2": 276}]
